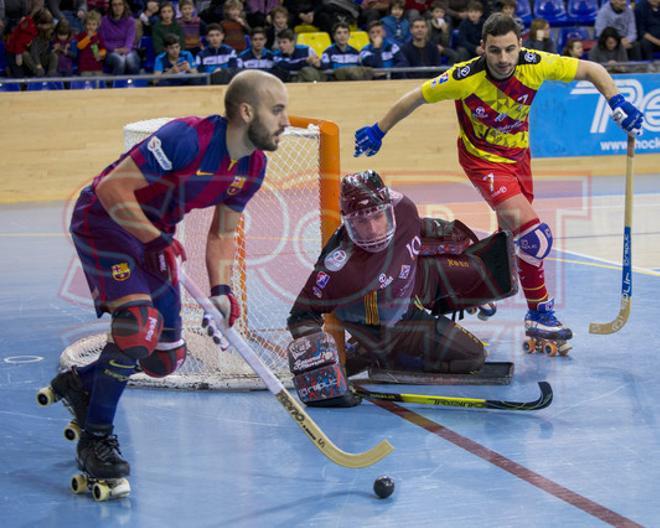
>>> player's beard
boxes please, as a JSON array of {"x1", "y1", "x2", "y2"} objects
[{"x1": 247, "y1": 113, "x2": 281, "y2": 152}]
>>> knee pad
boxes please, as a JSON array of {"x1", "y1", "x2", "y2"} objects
[
  {"x1": 515, "y1": 222, "x2": 553, "y2": 266},
  {"x1": 139, "y1": 340, "x2": 187, "y2": 378},
  {"x1": 111, "y1": 303, "x2": 164, "y2": 361}
]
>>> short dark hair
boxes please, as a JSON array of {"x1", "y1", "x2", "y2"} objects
[
  {"x1": 206, "y1": 23, "x2": 224, "y2": 34},
  {"x1": 277, "y1": 29, "x2": 295, "y2": 41},
  {"x1": 467, "y1": 1, "x2": 484, "y2": 11},
  {"x1": 251, "y1": 26, "x2": 267, "y2": 38},
  {"x1": 482, "y1": 12, "x2": 521, "y2": 40},
  {"x1": 332, "y1": 21, "x2": 350, "y2": 35},
  {"x1": 367, "y1": 20, "x2": 383, "y2": 31},
  {"x1": 163, "y1": 33, "x2": 180, "y2": 47}
]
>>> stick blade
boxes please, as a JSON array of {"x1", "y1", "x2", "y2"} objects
[{"x1": 589, "y1": 295, "x2": 631, "y2": 335}]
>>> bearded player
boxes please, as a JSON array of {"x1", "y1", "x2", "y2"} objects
[
  {"x1": 354, "y1": 13, "x2": 644, "y2": 355},
  {"x1": 286, "y1": 171, "x2": 518, "y2": 408},
  {"x1": 37, "y1": 70, "x2": 289, "y2": 494}
]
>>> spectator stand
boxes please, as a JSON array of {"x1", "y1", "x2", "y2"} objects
[{"x1": 296, "y1": 32, "x2": 332, "y2": 59}]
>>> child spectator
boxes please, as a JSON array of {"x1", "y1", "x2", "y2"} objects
[
  {"x1": 266, "y1": 5, "x2": 289, "y2": 50},
  {"x1": 588, "y1": 26, "x2": 628, "y2": 67},
  {"x1": 426, "y1": 0, "x2": 463, "y2": 64},
  {"x1": 523, "y1": 18, "x2": 555, "y2": 53},
  {"x1": 5, "y1": 0, "x2": 44, "y2": 77},
  {"x1": 23, "y1": 8, "x2": 57, "y2": 76},
  {"x1": 221, "y1": 0, "x2": 250, "y2": 52},
  {"x1": 456, "y1": 0, "x2": 483, "y2": 58},
  {"x1": 52, "y1": 19, "x2": 76, "y2": 75},
  {"x1": 76, "y1": 10, "x2": 106, "y2": 75},
  {"x1": 381, "y1": 0, "x2": 411, "y2": 46},
  {"x1": 153, "y1": 2, "x2": 184, "y2": 54},
  {"x1": 154, "y1": 31, "x2": 197, "y2": 84},
  {"x1": 137, "y1": 0, "x2": 159, "y2": 39},
  {"x1": 100, "y1": 0, "x2": 140, "y2": 74},
  {"x1": 359, "y1": 20, "x2": 406, "y2": 76},
  {"x1": 321, "y1": 21, "x2": 368, "y2": 80},
  {"x1": 562, "y1": 37, "x2": 584, "y2": 58},
  {"x1": 195, "y1": 23, "x2": 238, "y2": 83},
  {"x1": 237, "y1": 26, "x2": 275, "y2": 71},
  {"x1": 400, "y1": 15, "x2": 443, "y2": 76},
  {"x1": 245, "y1": 0, "x2": 280, "y2": 28},
  {"x1": 177, "y1": 0, "x2": 205, "y2": 56},
  {"x1": 273, "y1": 28, "x2": 324, "y2": 82}
]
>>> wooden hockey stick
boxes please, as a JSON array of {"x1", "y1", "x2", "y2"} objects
[
  {"x1": 180, "y1": 270, "x2": 393, "y2": 468},
  {"x1": 589, "y1": 135, "x2": 634, "y2": 334}
]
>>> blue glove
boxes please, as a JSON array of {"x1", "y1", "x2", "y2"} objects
[
  {"x1": 608, "y1": 94, "x2": 644, "y2": 136},
  {"x1": 354, "y1": 123, "x2": 385, "y2": 157}
]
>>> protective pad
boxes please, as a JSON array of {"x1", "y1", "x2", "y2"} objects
[
  {"x1": 287, "y1": 332, "x2": 338, "y2": 375},
  {"x1": 464, "y1": 230, "x2": 518, "y2": 299},
  {"x1": 111, "y1": 304, "x2": 164, "y2": 360},
  {"x1": 139, "y1": 341, "x2": 187, "y2": 378},
  {"x1": 293, "y1": 364, "x2": 350, "y2": 403},
  {"x1": 516, "y1": 222, "x2": 553, "y2": 265},
  {"x1": 419, "y1": 218, "x2": 478, "y2": 256},
  {"x1": 365, "y1": 361, "x2": 514, "y2": 385}
]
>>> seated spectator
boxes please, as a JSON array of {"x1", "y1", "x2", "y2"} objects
[
  {"x1": 136, "y1": 0, "x2": 159, "y2": 39},
  {"x1": 195, "y1": 23, "x2": 238, "y2": 83},
  {"x1": 178, "y1": 0, "x2": 205, "y2": 55},
  {"x1": 245, "y1": 0, "x2": 280, "y2": 28},
  {"x1": 359, "y1": 19, "x2": 406, "y2": 77},
  {"x1": 153, "y1": 2, "x2": 184, "y2": 54},
  {"x1": 400, "y1": 15, "x2": 443, "y2": 77},
  {"x1": 523, "y1": 18, "x2": 555, "y2": 53},
  {"x1": 273, "y1": 28, "x2": 324, "y2": 82},
  {"x1": 595, "y1": 0, "x2": 640, "y2": 60},
  {"x1": 635, "y1": 0, "x2": 660, "y2": 60},
  {"x1": 87, "y1": 0, "x2": 110, "y2": 16},
  {"x1": 382, "y1": 0, "x2": 411, "y2": 46},
  {"x1": 322, "y1": 21, "x2": 372, "y2": 80},
  {"x1": 154, "y1": 32, "x2": 198, "y2": 84},
  {"x1": 52, "y1": 19, "x2": 76, "y2": 75},
  {"x1": 100, "y1": 0, "x2": 140, "y2": 75},
  {"x1": 23, "y1": 7, "x2": 57, "y2": 76},
  {"x1": 266, "y1": 5, "x2": 289, "y2": 50},
  {"x1": 3, "y1": 0, "x2": 42, "y2": 36},
  {"x1": 361, "y1": 0, "x2": 392, "y2": 28},
  {"x1": 48, "y1": 0, "x2": 86, "y2": 33},
  {"x1": 200, "y1": 0, "x2": 224, "y2": 25},
  {"x1": 455, "y1": 0, "x2": 483, "y2": 58},
  {"x1": 495, "y1": 0, "x2": 524, "y2": 29},
  {"x1": 238, "y1": 26, "x2": 276, "y2": 71},
  {"x1": 426, "y1": 0, "x2": 464, "y2": 64},
  {"x1": 76, "y1": 10, "x2": 106, "y2": 75},
  {"x1": 446, "y1": 0, "x2": 468, "y2": 25},
  {"x1": 562, "y1": 37, "x2": 584, "y2": 58},
  {"x1": 588, "y1": 26, "x2": 628, "y2": 67},
  {"x1": 5, "y1": 0, "x2": 42, "y2": 77},
  {"x1": 221, "y1": 0, "x2": 250, "y2": 52}
]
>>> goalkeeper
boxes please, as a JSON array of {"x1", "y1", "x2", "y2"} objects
[{"x1": 286, "y1": 170, "x2": 518, "y2": 407}]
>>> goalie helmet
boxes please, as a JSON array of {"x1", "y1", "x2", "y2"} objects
[{"x1": 340, "y1": 170, "x2": 396, "y2": 253}]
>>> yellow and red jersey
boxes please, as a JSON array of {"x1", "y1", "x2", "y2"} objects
[{"x1": 421, "y1": 49, "x2": 579, "y2": 164}]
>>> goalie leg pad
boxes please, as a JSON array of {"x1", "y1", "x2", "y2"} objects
[
  {"x1": 111, "y1": 303, "x2": 163, "y2": 361},
  {"x1": 515, "y1": 221, "x2": 553, "y2": 266},
  {"x1": 287, "y1": 332, "x2": 339, "y2": 375},
  {"x1": 139, "y1": 340, "x2": 187, "y2": 378}
]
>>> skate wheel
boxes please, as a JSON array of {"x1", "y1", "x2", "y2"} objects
[
  {"x1": 110, "y1": 478, "x2": 131, "y2": 499},
  {"x1": 71, "y1": 473, "x2": 87, "y2": 494},
  {"x1": 558, "y1": 343, "x2": 571, "y2": 356},
  {"x1": 64, "y1": 421, "x2": 81, "y2": 442},
  {"x1": 36, "y1": 386, "x2": 57, "y2": 407},
  {"x1": 466, "y1": 307, "x2": 477, "y2": 315},
  {"x1": 542, "y1": 341, "x2": 559, "y2": 356},
  {"x1": 93, "y1": 482, "x2": 111, "y2": 502},
  {"x1": 523, "y1": 338, "x2": 537, "y2": 354}
]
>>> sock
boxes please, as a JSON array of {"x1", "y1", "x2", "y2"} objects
[
  {"x1": 76, "y1": 362, "x2": 96, "y2": 392},
  {"x1": 85, "y1": 343, "x2": 137, "y2": 433}
]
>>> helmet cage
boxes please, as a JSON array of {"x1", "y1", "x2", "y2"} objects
[{"x1": 344, "y1": 202, "x2": 396, "y2": 253}]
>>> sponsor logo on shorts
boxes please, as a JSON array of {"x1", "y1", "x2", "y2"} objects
[
  {"x1": 147, "y1": 136, "x2": 173, "y2": 171},
  {"x1": 491, "y1": 185, "x2": 508, "y2": 198},
  {"x1": 324, "y1": 249, "x2": 348, "y2": 272},
  {"x1": 111, "y1": 262, "x2": 131, "y2": 281},
  {"x1": 227, "y1": 176, "x2": 247, "y2": 196},
  {"x1": 398, "y1": 264, "x2": 411, "y2": 279}
]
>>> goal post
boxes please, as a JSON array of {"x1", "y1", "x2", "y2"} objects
[{"x1": 60, "y1": 115, "x2": 343, "y2": 390}]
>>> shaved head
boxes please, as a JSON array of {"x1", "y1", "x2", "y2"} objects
[{"x1": 224, "y1": 70, "x2": 286, "y2": 121}]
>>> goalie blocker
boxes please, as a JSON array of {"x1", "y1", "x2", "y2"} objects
[{"x1": 288, "y1": 332, "x2": 361, "y2": 408}]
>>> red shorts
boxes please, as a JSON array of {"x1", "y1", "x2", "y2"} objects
[{"x1": 457, "y1": 140, "x2": 534, "y2": 208}]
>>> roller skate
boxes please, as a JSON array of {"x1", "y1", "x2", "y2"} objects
[
  {"x1": 36, "y1": 368, "x2": 90, "y2": 442},
  {"x1": 466, "y1": 302, "x2": 497, "y2": 321},
  {"x1": 72, "y1": 430, "x2": 131, "y2": 501},
  {"x1": 523, "y1": 299, "x2": 572, "y2": 357}
]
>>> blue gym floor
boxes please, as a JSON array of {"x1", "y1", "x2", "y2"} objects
[{"x1": 2, "y1": 174, "x2": 659, "y2": 527}]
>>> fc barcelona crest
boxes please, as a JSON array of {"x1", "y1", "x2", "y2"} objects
[
  {"x1": 111, "y1": 262, "x2": 131, "y2": 281},
  {"x1": 227, "y1": 176, "x2": 246, "y2": 196}
]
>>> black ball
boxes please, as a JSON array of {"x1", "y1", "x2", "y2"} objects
[{"x1": 373, "y1": 475, "x2": 395, "y2": 499}]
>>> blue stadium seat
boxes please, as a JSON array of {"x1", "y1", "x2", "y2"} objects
[
  {"x1": 516, "y1": 0, "x2": 533, "y2": 26},
  {"x1": 534, "y1": 0, "x2": 568, "y2": 24},
  {"x1": 567, "y1": 0, "x2": 599, "y2": 24},
  {"x1": 112, "y1": 78, "x2": 150, "y2": 88},
  {"x1": 0, "y1": 40, "x2": 7, "y2": 76},
  {"x1": 27, "y1": 80, "x2": 65, "y2": 91},
  {"x1": 0, "y1": 81, "x2": 22, "y2": 92},
  {"x1": 70, "y1": 79, "x2": 104, "y2": 89},
  {"x1": 556, "y1": 26, "x2": 592, "y2": 54}
]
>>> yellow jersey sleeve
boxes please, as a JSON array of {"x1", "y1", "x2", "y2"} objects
[
  {"x1": 421, "y1": 66, "x2": 473, "y2": 104},
  {"x1": 527, "y1": 49, "x2": 579, "y2": 83}
]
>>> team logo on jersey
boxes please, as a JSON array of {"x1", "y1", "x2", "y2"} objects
[
  {"x1": 147, "y1": 136, "x2": 172, "y2": 171},
  {"x1": 111, "y1": 262, "x2": 131, "y2": 281},
  {"x1": 398, "y1": 265, "x2": 411, "y2": 279},
  {"x1": 454, "y1": 65, "x2": 471, "y2": 80},
  {"x1": 315, "y1": 271, "x2": 330, "y2": 289},
  {"x1": 524, "y1": 51, "x2": 540, "y2": 64},
  {"x1": 324, "y1": 249, "x2": 348, "y2": 272},
  {"x1": 378, "y1": 273, "x2": 394, "y2": 288},
  {"x1": 227, "y1": 176, "x2": 246, "y2": 196}
]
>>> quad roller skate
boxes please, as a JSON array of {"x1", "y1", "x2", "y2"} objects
[
  {"x1": 72, "y1": 431, "x2": 131, "y2": 501},
  {"x1": 466, "y1": 302, "x2": 497, "y2": 321},
  {"x1": 523, "y1": 299, "x2": 572, "y2": 356},
  {"x1": 36, "y1": 368, "x2": 89, "y2": 442}
]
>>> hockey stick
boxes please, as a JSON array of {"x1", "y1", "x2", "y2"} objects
[
  {"x1": 180, "y1": 270, "x2": 394, "y2": 468},
  {"x1": 353, "y1": 381, "x2": 553, "y2": 411},
  {"x1": 589, "y1": 135, "x2": 634, "y2": 335}
]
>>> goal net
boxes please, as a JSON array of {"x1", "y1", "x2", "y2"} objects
[{"x1": 60, "y1": 116, "x2": 341, "y2": 390}]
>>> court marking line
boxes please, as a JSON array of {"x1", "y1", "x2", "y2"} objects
[
  {"x1": 368, "y1": 398, "x2": 644, "y2": 528},
  {"x1": 550, "y1": 248, "x2": 660, "y2": 278}
]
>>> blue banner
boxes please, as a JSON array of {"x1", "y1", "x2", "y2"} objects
[{"x1": 530, "y1": 73, "x2": 660, "y2": 157}]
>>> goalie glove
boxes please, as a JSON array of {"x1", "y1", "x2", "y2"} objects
[{"x1": 608, "y1": 94, "x2": 644, "y2": 136}]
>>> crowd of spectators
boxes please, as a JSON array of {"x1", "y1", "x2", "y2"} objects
[{"x1": 0, "y1": 0, "x2": 658, "y2": 87}]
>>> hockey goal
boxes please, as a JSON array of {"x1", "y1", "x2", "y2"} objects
[{"x1": 60, "y1": 116, "x2": 341, "y2": 390}]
